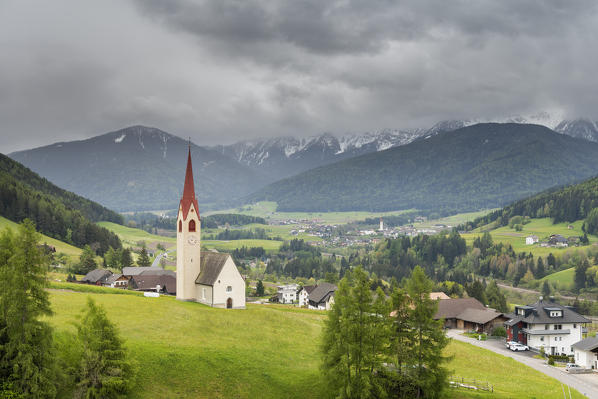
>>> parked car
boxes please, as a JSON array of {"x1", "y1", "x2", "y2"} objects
[
  {"x1": 506, "y1": 341, "x2": 517, "y2": 349},
  {"x1": 510, "y1": 343, "x2": 529, "y2": 351},
  {"x1": 566, "y1": 363, "x2": 580, "y2": 372}
]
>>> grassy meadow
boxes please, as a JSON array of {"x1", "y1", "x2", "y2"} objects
[
  {"x1": 47, "y1": 287, "x2": 582, "y2": 399},
  {"x1": 540, "y1": 267, "x2": 575, "y2": 291},
  {"x1": 205, "y1": 201, "x2": 416, "y2": 224},
  {"x1": 0, "y1": 215, "x2": 82, "y2": 260},
  {"x1": 461, "y1": 218, "x2": 598, "y2": 258}
]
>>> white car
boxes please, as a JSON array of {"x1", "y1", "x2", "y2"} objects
[
  {"x1": 566, "y1": 363, "x2": 580, "y2": 372},
  {"x1": 510, "y1": 343, "x2": 529, "y2": 351},
  {"x1": 506, "y1": 341, "x2": 517, "y2": 349}
]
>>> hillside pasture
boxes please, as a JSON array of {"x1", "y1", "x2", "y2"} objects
[
  {"x1": 540, "y1": 267, "x2": 575, "y2": 291},
  {"x1": 47, "y1": 288, "x2": 582, "y2": 399},
  {"x1": 0, "y1": 215, "x2": 82, "y2": 260},
  {"x1": 205, "y1": 201, "x2": 416, "y2": 224},
  {"x1": 462, "y1": 218, "x2": 597, "y2": 258}
]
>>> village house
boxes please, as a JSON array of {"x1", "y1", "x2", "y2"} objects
[
  {"x1": 504, "y1": 298, "x2": 590, "y2": 356},
  {"x1": 176, "y1": 147, "x2": 246, "y2": 309},
  {"x1": 297, "y1": 285, "x2": 316, "y2": 307},
  {"x1": 277, "y1": 284, "x2": 299, "y2": 304},
  {"x1": 525, "y1": 235, "x2": 539, "y2": 245},
  {"x1": 572, "y1": 337, "x2": 598, "y2": 369},
  {"x1": 130, "y1": 274, "x2": 176, "y2": 295},
  {"x1": 434, "y1": 298, "x2": 506, "y2": 333},
  {"x1": 81, "y1": 269, "x2": 112, "y2": 285},
  {"x1": 308, "y1": 282, "x2": 337, "y2": 310},
  {"x1": 102, "y1": 273, "x2": 129, "y2": 288}
]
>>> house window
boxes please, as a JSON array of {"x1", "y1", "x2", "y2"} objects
[
  {"x1": 226, "y1": 286, "x2": 232, "y2": 292},
  {"x1": 545, "y1": 325, "x2": 549, "y2": 330},
  {"x1": 202, "y1": 288, "x2": 206, "y2": 300},
  {"x1": 574, "y1": 324, "x2": 577, "y2": 329},
  {"x1": 540, "y1": 337, "x2": 544, "y2": 341},
  {"x1": 179, "y1": 220, "x2": 182, "y2": 232},
  {"x1": 189, "y1": 220, "x2": 196, "y2": 232}
]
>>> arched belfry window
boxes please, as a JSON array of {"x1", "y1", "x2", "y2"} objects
[
  {"x1": 189, "y1": 219, "x2": 196, "y2": 232},
  {"x1": 178, "y1": 220, "x2": 182, "y2": 232}
]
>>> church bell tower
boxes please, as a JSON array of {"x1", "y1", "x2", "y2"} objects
[{"x1": 176, "y1": 146, "x2": 201, "y2": 301}]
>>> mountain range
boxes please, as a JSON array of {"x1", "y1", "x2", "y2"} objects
[
  {"x1": 248, "y1": 123, "x2": 598, "y2": 213},
  {"x1": 8, "y1": 115, "x2": 598, "y2": 213},
  {"x1": 9, "y1": 126, "x2": 266, "y2": 212}
]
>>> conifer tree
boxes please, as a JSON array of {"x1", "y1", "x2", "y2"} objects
[
  {"x1": 256, "y1": 280, "x2": 265, "y2": 297},
  {"x1": 76, "y1": 245, "x2": 97, "y2": 275},
  {"x1": 75, "y1": 298, "x2": 133, "y2": 398},
  {"x1": 120, "y1": 248, "x2": 133, "y2": 270},
  {"x1": 0, "y1": 220, "x2": 57, "y2": 398},
  {"x1": 137, "y1": 246, "x2": 151, "y2": 267},
  {"x1": 407, "y1": 266, "x2": 449, "y2": 399}
]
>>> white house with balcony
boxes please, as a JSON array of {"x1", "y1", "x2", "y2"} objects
[
  {"x1": 277, "y1": 284, "x2": 299, "y2": 304},
  {"x1": 504, "y1": 298, "x2": 590, "y2": 356}
]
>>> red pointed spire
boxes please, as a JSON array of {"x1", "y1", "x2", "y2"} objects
[{"x1": 180, "y1": 145, "x2": 200, "y2": 221}]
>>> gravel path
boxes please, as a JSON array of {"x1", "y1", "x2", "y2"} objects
[{"x1": 447, "y1": 330, "x2": 598, "y2": 398}]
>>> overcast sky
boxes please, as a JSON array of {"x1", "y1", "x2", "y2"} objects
[{"x1": 1, "y1": 0, "x2": 597, "y2": 153}]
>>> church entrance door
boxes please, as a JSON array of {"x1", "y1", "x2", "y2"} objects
[{"x1": 227, "y1": 298, "x2": 233, "y2": 309}]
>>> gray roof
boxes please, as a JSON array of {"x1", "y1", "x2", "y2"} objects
[
  {"x1": 122, "y1": 266, "x2": 162, "y2": 276},
  {"x1": 298, "y1": 285, "x2": 316, "y2": 294},
  {"x1": 130, "y1": 274, "x2": 176, "y2": 294},
  {"x1": 141, "y1": 269, "x2": 175, "y2": 277},
  {"x1": 572, "y1": 337, "x2": 598, "y2": 351},
  {"x1": 514, "y1": 301, "x2": 590, "y2": 324},
  {"x1": 456, "y1": 308, "x2": 504, "y2": 325},
  {"x1": 504, "y1": 315, "x2": 522, "y2": 326},
  {"x1": 308, "y1": 283, "x2": 337, "y2": 304},
  {"x1": 81, "y1": 269, "x2": 112, "y2": 284},
  {"x1": 434, "y1": 298, "x2": 486, "y2": 320},
  {"x1": 195, "y1": 252, "x2": 230, "y2": 286}
]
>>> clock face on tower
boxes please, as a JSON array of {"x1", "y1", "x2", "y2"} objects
[{"x1": 187, "y1": 234, "x2": 198, "y2": 245}]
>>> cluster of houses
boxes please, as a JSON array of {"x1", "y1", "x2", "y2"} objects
[
  {"x1": 271, "y1": 283, "x2": 337, "y2": 310},
  {"x1": 79, "y1": 267, "x2": 176, "y2": 295},
  {"x1": 432, "y1": 294, "x2": 598, "y2": 370},
  {"x1": 526, "y1": 233, "x2": 582, "y2": 248}
]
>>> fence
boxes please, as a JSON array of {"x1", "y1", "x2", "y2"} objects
[{"x1": 448, "y1": 376, "x2": 493, "y2": 392}]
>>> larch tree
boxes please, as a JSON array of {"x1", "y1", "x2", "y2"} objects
[
  {"x1": 0, "y1": 220, "x2": 57, "y2": 398},
  {"x1": 407, "y1": 266, "x2": 449, "y2": 399},
  {"x1": 74, "y1": 298, "x2": 133, "y2": 399}
]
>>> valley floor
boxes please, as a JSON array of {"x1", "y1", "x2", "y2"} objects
[{"x1": 48, "y1": 288, "x2": 584, "y2": 398}]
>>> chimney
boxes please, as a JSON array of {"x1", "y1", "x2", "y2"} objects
[
  {"x1": 539, "y1": 296, "x2": 543, "y2": 302},
  {"x1": 549, "y1": 295, "x2": 557, "y2": 304}
]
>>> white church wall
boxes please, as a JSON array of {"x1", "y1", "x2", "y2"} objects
[
  {"x1": 195, "y1": 284, "x2": 213, "y2": 306},
  {"x1": 211, "y1": 257, "x2": 246, "y2": 309}
]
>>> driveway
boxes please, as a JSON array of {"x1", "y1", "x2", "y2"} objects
[{"x1": 447, "y1": 330, "x2": 598, "y2": 398}]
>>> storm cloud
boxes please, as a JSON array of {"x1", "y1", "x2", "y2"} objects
[{"x1": 1, "y1": 0, "x2": 597, "y2": 152}]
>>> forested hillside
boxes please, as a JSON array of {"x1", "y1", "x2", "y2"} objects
[
  {"x1": 249, "y1": 123, "x2": 598, "y2": 213},
  {"x1": 0, "y1": 154, "x2": 121, "y2": 254},
  {"x1": 463, "y1": 175, "x2": 598, "y2": 230}
]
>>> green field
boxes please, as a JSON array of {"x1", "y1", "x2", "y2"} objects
[
  {"x1": 202, "y1": 239, "x2": 283, "y2": 252},
  {"x1": 0, "y1": 215, "x2": 82, "y2": 260},
  {"x1": 97, "y1": 221, "x2": 176, "y2": 248},
  {"x1": 462, "y1": 218, "x2": 598, "y2": 258},
  {"x1": 540, "y1": 267, "x2": 575, "y2": 291},
  {"x1": 47, "y1": 288, "x2": 582, "y2": 399},
  {"x1": 205, "y1": 201, "x2": 417, "y2": 224}
]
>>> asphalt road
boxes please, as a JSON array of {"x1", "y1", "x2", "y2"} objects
[{"x1": 447, "y1": 330, "x2": 598, "y2": 398}]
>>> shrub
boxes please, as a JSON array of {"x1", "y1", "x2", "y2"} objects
[
  {"x1": 548, "y1": 357, "x2": 555, "y2": 365},
  {"x1": 491, "y1": 326, "x2": 507, "y2": 337}
]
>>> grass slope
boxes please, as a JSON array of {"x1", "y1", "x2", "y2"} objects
[
  {"x1": 461, "y1": 218, "x2": 597, "y2": 258},
  {"x1": 540, "y1": 267, "x2": 575, "y2": 291},
  {"x1": 207, "y1": 201, "x2": 416, "y2": 224},
  {"x1": 48, "y1": 288, "x2": 581, "y2": 399},
  {"x1": 0, "y1": 215, "x2": 82, "y2": 259}
]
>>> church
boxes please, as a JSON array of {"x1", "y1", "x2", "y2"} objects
[{"x1": 176, "y1": 147, "x2": 246, "y2": 309}]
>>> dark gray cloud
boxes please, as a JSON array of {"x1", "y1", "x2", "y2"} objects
[{"x1": 1, "y1": 0, "x2": 597, "y2": 153}]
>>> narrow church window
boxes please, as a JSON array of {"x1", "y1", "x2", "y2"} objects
[
  {"x1": 178, "y1": 220, "x2": 182, "y2": 232},
  {"x1": 226, "y1": 286, "x2": 232, "y2": 292},
  {"x1": 189, "y1": 219, "x2": 196, "y2": 232}
]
